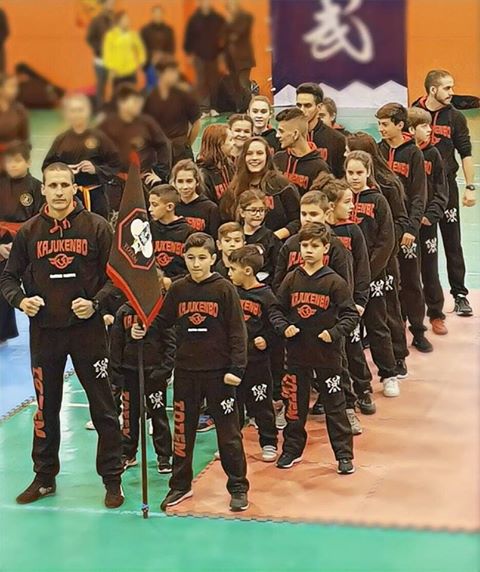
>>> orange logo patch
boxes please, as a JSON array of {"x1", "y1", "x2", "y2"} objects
[{"x1": 48, "y1": 253, "x2": 74, "y2": 270}]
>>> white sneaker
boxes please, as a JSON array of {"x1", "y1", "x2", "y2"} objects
[
  {"x1": 274, "y1": 401, "x2": 287, "y2": 430},
  {"x1": 85, "y1": 420, "x2": 95, "y2": 430},
  {"x1": 262, "y1": 445, "x2": 278, "y2": 462},
  {"x1": 214, "y1": 450, "x2": 220, "y2": 460},
  {"x1": 383, "y1": 377, "x2": 400, "y2": 398}
]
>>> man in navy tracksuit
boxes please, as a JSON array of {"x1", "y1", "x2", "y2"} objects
[
  {"x1": 0, "y1": 162, "x2": 124, "y2": 508},
  {"x1": 413, "y1": 69, "x2": 476, "y2": 316}
]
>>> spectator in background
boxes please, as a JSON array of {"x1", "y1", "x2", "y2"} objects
[
  {"x1": 144, "y1": 60, "x2": 201, "y2": 164},
  {"x1": 184, "y1": 0, "x2": 226, "y2": 118},
  {"x1": 0, "y1": 1, "x2": 9, "y2": 73},
  {"x1": 103, "y1": 11, "x2": 146, "y2": 92},
  {"x1": 224, "y1": 0, "x2": 255, "y2": 109},
  {"x1": 86, "y1": 0, "x2": 116, "y2": 110},
  {"x1": 0, "y1": 74, "x2": 29, "y2": 170},
  {"x1": 141, "y1": 5, "x2": 175, "y2": 91}
]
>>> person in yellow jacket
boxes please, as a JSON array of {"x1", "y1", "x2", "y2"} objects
[{"x1": 103, "y1": 11, "x2": 146, "y2": 90}]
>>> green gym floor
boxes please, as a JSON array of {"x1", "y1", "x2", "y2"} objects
[{"x1": 0, "y1": 109, "x2": 479, "y2": 572}]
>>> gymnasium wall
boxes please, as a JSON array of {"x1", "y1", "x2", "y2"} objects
[{"x1": 2, "y1": 0, "x2": 478, "y2": 102}]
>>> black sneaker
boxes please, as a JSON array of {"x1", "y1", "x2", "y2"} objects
[
  {"x1": 276, "y1": 452, "x2": 302, "y2": 469},
  {"x1": 104, "y1": 482, "x2": 125, "y2": 509},
  {"x1": 229, "y1": 492, "x2": 249, "y2": 512},
  {"x1": 454, "y1": 296, "x2": 473, "y2": 317},
  {"x1": 311, "y1": 395, "x2": 325, "y2": 415},
  {"x1": 396, "y1": 359, "x2": 408, "y2": 379},
  {"x1": 412, "y1": 335, "x2": 433, "y2": 353},
  {"x1": 16, "y1": 478, "x2": 56, "y2": 504},
  {"x1": 337, "y1": 459, "x2": 355, "y2": 475},
  {"x1": 357, "y1": 392, "x2": 376, "y2": 415},
  {"x1": 157, "y1": 457, "x2": 172, "y2": 474},
  {"x1": 160, "y1": 489, "x2": 193, "y2": 511}
]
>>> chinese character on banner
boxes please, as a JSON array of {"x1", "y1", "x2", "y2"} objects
[{"x1": 270, "y1": 0, "x2": 407, "y2": 92}]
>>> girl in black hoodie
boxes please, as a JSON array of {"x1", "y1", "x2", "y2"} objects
[
  {"x1": 196, "y1": 124, "x2": 235, "y2": 204},
  {"x1": 345, "y1": 151, "x2": 400, "y2": 398},
  {"x1": 220, "y1": 136, "x2": 300, "y2": 239}
]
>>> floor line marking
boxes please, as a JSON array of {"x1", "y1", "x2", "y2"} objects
[{"x1": 0, "y1": 503, "x2": 167, "y2": 518}]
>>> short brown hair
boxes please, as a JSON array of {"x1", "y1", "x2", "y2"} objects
[
  {"x1": 43, "y1": 162, "x2": 75, "y2": 184},
  {"x1": 375, "y1": 103, "x2": 408, "y2": 127},
  {"x1": 229, "y1": 245, "x2": 264, "y2": 274},
  {"x1": 321, "y1": 97, "x2": 337, "y2": 117},
  {"x1": 248, "y1": 95, "x2": 272, "y2": 111},
  {"x1": 275, "y1": 107, "x2": 305, "y2": 123},
  {"x1": 184, "y1": 232, "x2": 216, "y2": 255},
  {"x1": 407, "y1": 107, "x2": 432, "y2": 129},
  {"x1": 149, "y1": 184, "x2": 180, "y2": 205},
  {"x1": 296, "y1": 82, "x2": 324, "y2": 104},
  {"x1": 170, "y1": 159, "x2": 203, "y2": 188},
  {"x1": 217, "y1": 221, "x2": 244, "y2": 240},
  {"x1": 424, "y1": 69, "x2": 452, "y2": 93},
  {"x1": 298, "y1": 222, "x2": 331, "y2": 245},
  {"x1": 5, "y1": 140, "x2": 32, "y2": 161},
  {"x1": 300, "y1": 190, "x2": 329, "y2": 211},
  {"x1": 228, "y1": 114, "x2": 254, "y2": 129}
]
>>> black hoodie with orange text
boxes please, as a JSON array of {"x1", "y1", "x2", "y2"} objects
[
  {"x1": 378, "y1": 135, "x2": 426, "y2": 236},
  {"x1": 273, "y1": 146, "x2": 330, "y2": 196},
  {"x1": 308, "y1": 120, "x2": 346, "y2": 178}
]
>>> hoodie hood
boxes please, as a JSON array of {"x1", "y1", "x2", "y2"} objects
[
  {"x1": 298, "y1": 264, "x2": 336, "y2": 280},
  {"x1": 185, "y1": 271, "x2": 225, "y2": 286}
]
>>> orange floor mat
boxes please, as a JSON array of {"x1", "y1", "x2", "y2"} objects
[{"x1": 168, "y1": 295, "x2": 480, "y2": 532}]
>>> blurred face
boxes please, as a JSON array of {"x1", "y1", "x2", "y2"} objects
[
  {"x1": 334, "y1": 189, "x2": 354, "y2": 221},
  {"x1": 296, "y1": 93, "x2": 320, "y2": 124},
  {"x1": 1, "y1": 76, "x2": 19, "y2": 103},
  {"x1": 152, "y1": 7, "x2": 163, "y2": 23},
  {"x1": 161, "y1": 67, "x2": 179, "y2": 87},
  {"x1": 42, "y1": 170, "x2": 77, "y2": 214},
  {"x1": 240, "y1": 199, "x2": 267, "y2": 230},
  {"x1": 174, "y1": 169, "x2": 199, "y2": 202},
  {"x1": 63, "y1": 97, "x2": 91, "y2": 128},
  {"x1": 221, "y1": 130, "x2": 235, "y2": 156},
  {"x1": 118, "y1": 95, "x2": 144, "y2": 119},
  {"x1": 231, "y1": 120, "x2": 253, "y2": 150},
  {"x1": 118, "y1": 13, "x2": 130, "y2": 30},
  {"x1": 300, "y1": 238, "x2": 328, "y2": 266},
  {"x1": 276, "y1": 120, "x2": 297, "y2": 149},
  {"x1": 245, "y1": 141, "x2": 267, "y2": 173},
  {"x1": 377, "y1": 117, "x2": 403, "y2": 141},
  {"x1": 248, "y1": 101, "x2": 271, "y2": 132},
  {"x1": 346, "y1": 159, "x2": 369, "y2": 193},
  {"x1": 217, "y1": 231, "x2": 245, "y2": 256},
  {"x1": 185, "y1": 246, "x2": 215, "y2": 282},
  {"x1": 318, "y1": 103, "x2": 335, "y2": 127},
  {"x1": 228, "y1": 261, "x2": 250, "y2": 286},
  {"x1": 5, "y1": 153, "x2": 29, "y2": 179},
  {"x1": 148, "y1": 195, "x2": 171, "y2": 221},
  {"x1": 431, "y1": 76, "x2": 454, "y2": 106},
  {"x1": 414, "y1": 122, "x2": 432, "y2": 144},
  {"x1": 198, "y1": 0, "x2": 211, "y2": 12},
  {"x1": 300, "y1": 202, "x2": 326, "y2": 226},
  {"x1": 104, "y1": 0, "x2": 115, "y2": 10}
]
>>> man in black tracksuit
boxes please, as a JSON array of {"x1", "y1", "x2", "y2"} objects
[
  {"x1": 296, "y1": 83, "x2": 346, "y2": 178},
  {"x1": 274, "y1": 108, "x2": 330, "y2": 196},
  {"x1": 110, "y1": 300, "x2": 174, "y2": 472},
  {"x1": 274, "y1": 223, "x2": 358, "y2": 474},
  {"x1": 133, "y1": 232, "x2": 249, "y2": 512},
  {"x1": 413, "y1": 69, "x2": 475, "y2": 316},
  {"x1": 377, "y1": 103, "x2": 431, "y2": 353},
  {"x1": 0, "y1": 162, "x2": 124, "y2": 508}
]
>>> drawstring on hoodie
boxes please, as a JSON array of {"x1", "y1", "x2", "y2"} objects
[{"x1": 44, "y1": 205, "x2": 73, "y2": 237}]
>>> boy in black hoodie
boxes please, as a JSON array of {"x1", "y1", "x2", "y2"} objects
[
  {"x1": 214, "y1": 221, "x2": 245, "y2": 277},
  {"x1": 149, "y1": 184, "x2": 195, "y2": 289},
  {"x1": 413, "y1": 70, "x2": 475, "y2": 317},
  {"x1": 110, "y1": 271, "x2": 174, "y2": 474},
  {"x1": 0, "y1": 141, "x2": 43, "y2": 342},
  {"x1": 273, "y1": 108, "x2": 330, "y2": 196},
  {"x1": 296, "y1": 83, "x2": 346, "y2": 178},
  {"x1": 228, "y1": 246, "x2": 288, "y2": 462},
  {"x1": 132, "y1": 232, "x2": 249, "y2": 513},
  {"x1": 0, "y1": 162, "x2": 124, "y2": 508},
  {"x1": 248, "y1": 95, "x2": 280, "y2": 153},
  {"x1": 275, "y1": 223, "x2": 358, "y2": 474},
  {"x1": 377, "y1": 103, "x2": 432, "y2": 353},
  {"x1": 408, "y1": 107, "x2": 449, "y2": 335}
]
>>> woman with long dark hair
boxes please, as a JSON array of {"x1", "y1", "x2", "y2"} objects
[{"x1": 220, "y1": 136, "x2": 300, "y2": 240}]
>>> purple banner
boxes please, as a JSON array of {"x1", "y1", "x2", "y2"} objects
[{"x1": 271, "y1": 0, "x2": 407, "y2": 91}]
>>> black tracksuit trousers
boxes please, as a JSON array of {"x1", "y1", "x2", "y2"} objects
[
  {"x1": 170, "y1": 369, "x2": 249, "y2": 494},
  {"x1": 281, "y1": 366, "x2": 353, "y2": 461},
  {"x1": 363, "y1": 275, "x2": 398, "y2": 379},
  {"x1": 385, "y1": 256, "x2": 409, "y2": 360},
  {"x1": 121, "y1": 369, "x2": 172, "y2": 460},
  {"x1": 440, "y1": 175, "x2": 468, "y2": 298},
  {"x1": 420, "y1": 223, "x2": 445, "y2": 320},
  {"x1": 30, "y1": 317, "x2": 123, "y2": 486},
  {"x1": 398, "y1": 240, "x2": 427, "y2": 337},
  {"x1": 238, "y1": 359, "x2": 278, "y2": 448},
  {"x1": 345, "y1": 325, "x2": 373, "y2": 398}
]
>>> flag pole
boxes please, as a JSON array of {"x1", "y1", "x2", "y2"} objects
[{"x1": 137, "y1": 337, "x2": 149, "y2": 519}]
